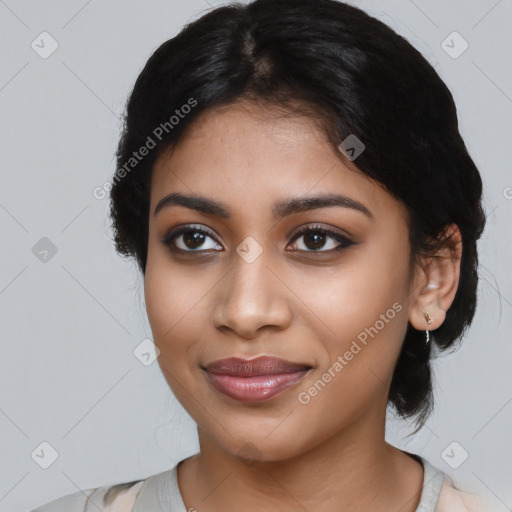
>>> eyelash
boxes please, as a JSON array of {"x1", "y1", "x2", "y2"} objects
[
  {"x1": 161, "y1": 223, "x2": 355, "y2": 255},
  {"x1": 289, "y1": 225, "x2": 354, "y2": 252}
]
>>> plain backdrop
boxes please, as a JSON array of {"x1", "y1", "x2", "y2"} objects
[{"x1": 0, "y1": 0, "x2": 511, "y2": 510}]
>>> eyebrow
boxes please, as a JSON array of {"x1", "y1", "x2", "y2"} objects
[{"x1": 153, "y1": 192, "x2": 373, "y2": 220}]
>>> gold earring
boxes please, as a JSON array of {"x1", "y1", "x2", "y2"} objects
[{"x1": 424, "y1": 312, "x2": 433, "y2": 344}]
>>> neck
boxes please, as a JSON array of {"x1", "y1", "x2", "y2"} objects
[{"x1": 177, "y1": 405, "x2": 424, "y2": 512}]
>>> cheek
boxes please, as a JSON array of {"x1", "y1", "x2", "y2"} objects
[
  {"x1": 297, "y1": 241, "x2": 411, "y2": 377},
  {"x1": 144, "y1": 254, "x2": 205, "y2": 354},
  {"x1": 292, "y1": 274, "x2": 408, "y2": 441},
  {"x1": 144, "y1": 262, "x2": 208, "y2": 404},
  {"x1": 303, "y1": 265, "x2": 407, "y2": 342}
]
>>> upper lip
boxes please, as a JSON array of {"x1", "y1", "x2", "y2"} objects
[{"x1": 203, "y1": 356, "x2": 312, "y2": 377}]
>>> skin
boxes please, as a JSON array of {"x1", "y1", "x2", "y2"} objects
[{"x1": 144, "y1": 99, "x2": 462, "y2": 512}]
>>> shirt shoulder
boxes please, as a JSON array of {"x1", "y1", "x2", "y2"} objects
[
  {"x1": 31, "y1": 480, "x2": 145, "y2": 512},
  {"x1": 436, "y1": 476, "x2": 495, "y2": 512}
]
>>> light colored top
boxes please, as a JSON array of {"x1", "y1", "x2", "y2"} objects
[{"x1": 31, "y1": 452, "x2": 493, "y2": 512}]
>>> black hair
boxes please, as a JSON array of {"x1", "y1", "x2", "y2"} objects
[{"x1": 109, "y1": 0, "x2": 486, "y2": 432}]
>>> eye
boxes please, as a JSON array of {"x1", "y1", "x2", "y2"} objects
[
  {"x1": 287, "y1": 224, "x2": 355, "y2": 253},
  {"x1": 161, "y1": 224, "x2": 222, "y2": 252},
  {"x1": 161, "y1": 223, "x2": 355, "y2": 255}
]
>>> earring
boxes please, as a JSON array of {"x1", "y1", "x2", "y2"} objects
[{"x1": 424, "y1": 312, "x2": 433, "y2": 344}]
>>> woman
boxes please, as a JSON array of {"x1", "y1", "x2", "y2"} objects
[{"x1": 33, "y1": 0, "x2": 492, "y2": 510}]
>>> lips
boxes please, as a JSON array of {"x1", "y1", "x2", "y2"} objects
[{"x1": 202, "y1": 356, "x2": 312, "y2": 402}]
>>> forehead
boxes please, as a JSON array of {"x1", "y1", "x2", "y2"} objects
[{"x1": 150, "y1": 101, "x2": 406, "y2": 224}]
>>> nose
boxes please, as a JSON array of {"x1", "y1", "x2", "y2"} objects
[{"x1": 212, "y1": 251, "x2": 293, "y2": 340}]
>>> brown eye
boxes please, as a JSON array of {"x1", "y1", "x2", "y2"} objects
[
  {"x1": 182, "y1": 231, "x2": 206, "y2": 249},
  {"x1": 162, "y1": 225, "x2": 222, "y2": 252},
  {"x1": 301, "y1": 231, "x2": 329, "y2": 251},
  {"x1": 289, "y1": 225, "x2": 355, "y2": 253}
]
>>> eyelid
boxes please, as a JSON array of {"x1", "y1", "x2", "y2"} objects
[
  {"x1": 161, "y1": 223, "x2": 222, "y2": 249},
  {"x1": 161, "y1": 222, "x2": 355, "y2": 253},
  {"x1": 287, "y1": 224, "x2": 355, "y2": 251}
]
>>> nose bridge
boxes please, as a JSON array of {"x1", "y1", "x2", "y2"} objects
[
  {"x1": 229, "y1": 250, "x2": 271, "y2": 304},
  {"x1": 214, "y1": 241, "x2": 291, "y2": 338}
]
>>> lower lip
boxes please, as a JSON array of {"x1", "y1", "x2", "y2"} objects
[{"x1": 204, "y1": 370, "x2": 310, "y2": 402}]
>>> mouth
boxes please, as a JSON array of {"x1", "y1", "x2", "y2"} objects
[{"x1": 202, "y1": 355, "x2": 313, "y2": 403}]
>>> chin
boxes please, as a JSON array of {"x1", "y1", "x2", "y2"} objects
[{"x1": 210, "y1": 426, "x2": 316, "y2": 464}]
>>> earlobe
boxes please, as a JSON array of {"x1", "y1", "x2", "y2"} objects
[
  {"x1": 408, "y1": 224, "x2": 462, "y2": 333},
  {"x1": 424, "y1": 311, "x2": 433, "y2": 343},
  {"x1": 409, "y1": 300, "x2": 447, "y2": 334}
]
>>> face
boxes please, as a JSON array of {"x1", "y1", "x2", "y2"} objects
[{"x1": 145, "y1": 100, "x2": 419, "y2": 462}]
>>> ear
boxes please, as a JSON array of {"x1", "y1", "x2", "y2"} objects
[{"x1": 409, "y1": 224, "x2": 463, "y2": 333}]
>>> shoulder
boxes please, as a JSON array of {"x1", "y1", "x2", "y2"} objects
[
  {"x1": 31, "y1": 480, "x2": 145, "y2": 512},
  {"x1": 436, "y1": 476, "x2": 495, "y2": 512}
]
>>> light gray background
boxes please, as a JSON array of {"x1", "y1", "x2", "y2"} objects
[{"x1": 1, "y1": 0, "x2": 511, "y2": 510}]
